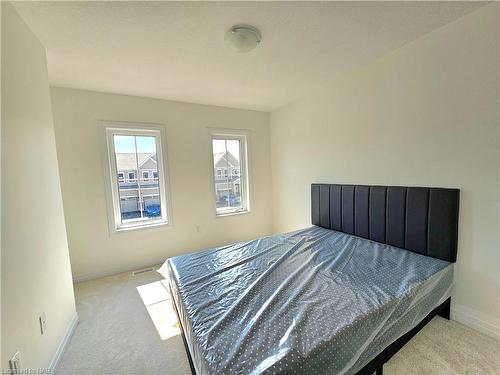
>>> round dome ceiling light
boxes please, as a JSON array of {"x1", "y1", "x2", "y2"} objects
[{"x1": 225, "y1": 24, "x2": 262, "y2": 53}]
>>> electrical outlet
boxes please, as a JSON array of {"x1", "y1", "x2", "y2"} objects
[
  {"x1": 9, "y1": 350, "x2": 21, "y2": 373},
  {"x1": 39, "y1": 312, "x2": 47, "y2": 335}
]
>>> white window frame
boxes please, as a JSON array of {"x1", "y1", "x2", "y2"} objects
[
  {"x1": 100, "y1": 122, "x2": 171, "y2": 233},
  {"x1": 208, "y1": 128, "x2": 251, "y2": 217}
]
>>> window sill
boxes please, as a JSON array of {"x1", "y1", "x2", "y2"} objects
[
  {"x1": 215, "y1": 209, "x2": 250, "y2": 219},
  {"x1": 114, "y1": 219, "x2": 170, "y2": 234}
]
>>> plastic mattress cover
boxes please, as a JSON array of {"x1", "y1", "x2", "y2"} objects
[{"x1": 159, "y1": 226, "x2": 453, "y2": 375}]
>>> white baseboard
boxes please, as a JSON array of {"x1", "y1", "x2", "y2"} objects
[
  {"x1": 451, "y1": 303, "x2": 500, "y2": 340},
  {"x1": 73, "y1": 266, "x2": 129, "y2": 283},
  {"x1": 48, "y1": 313, "x2": 79, "y2": 373},
  {"x1": 73, "y1": 263, "x2": 160, "y2": 283}
]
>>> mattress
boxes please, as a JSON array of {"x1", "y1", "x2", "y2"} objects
[{"x1": 159, "y1": 226, "x2": 453, "y2": 375}]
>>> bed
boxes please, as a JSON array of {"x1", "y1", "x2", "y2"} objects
[{"x1": 159, "y1": 184, "x2": 460, "y2": 375}]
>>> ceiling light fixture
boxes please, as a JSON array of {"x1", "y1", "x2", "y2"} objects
[{"x1": 225, "y1": 24, "x2": 262, "y2": 53}]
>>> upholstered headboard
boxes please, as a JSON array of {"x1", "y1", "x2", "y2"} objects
[{"x1": 311, "y1": 184, "x2": 460, "y2": 262}]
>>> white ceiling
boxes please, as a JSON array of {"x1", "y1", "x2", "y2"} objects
[{"x1": 13, "y1": 1, "x2": 485, "y2": 112}]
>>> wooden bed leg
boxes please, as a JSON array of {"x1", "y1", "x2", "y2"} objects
[{"x1": 438, "y1": 297, "x2": 451, "y2": 320}]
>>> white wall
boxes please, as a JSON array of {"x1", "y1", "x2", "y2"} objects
[
  {"x1": 50, "y1": 87, "x2": 273, "y2": 281},
  {"x1": 1, "y1": 2, "x2": 76, "y2": 370},
  {"x1": 270, "y1": 4, "x2": 499, "y2": 337}
]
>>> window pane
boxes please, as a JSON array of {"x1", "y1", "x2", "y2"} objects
[
  {"x1": 212, "y1": 138, "x2": 243, "y2": 214},
  {"x1": 226, "y1": 140, "x2": 242, "y2": 209},
  {"x1": 113, "y1": 134, "x2": 162, "y2": 224},
  {"x1": 213, "y1": 139, "x2": 229, "y2": 211}
]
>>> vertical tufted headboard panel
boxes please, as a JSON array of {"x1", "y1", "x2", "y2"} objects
[{"x1": 311, "y1": 184, "x2": 460, "y2": 262}]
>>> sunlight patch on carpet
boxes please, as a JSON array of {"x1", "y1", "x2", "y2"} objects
[{"x1": 137, "y1": 280, "x2": 180, "y2": 340}]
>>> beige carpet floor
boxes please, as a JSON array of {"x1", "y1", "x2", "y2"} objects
[{"x1": 57, "y1": 270, "x2": 500, "y2": 375}]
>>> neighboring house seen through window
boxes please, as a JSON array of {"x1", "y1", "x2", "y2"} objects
[
  {"x1": 103, "y1": 123, "x2": 169, "y2": 232},
  {"x1": 210, "y1": 129, "x2": 250, "y2": 216}
]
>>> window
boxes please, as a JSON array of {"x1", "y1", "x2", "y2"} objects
[
  {"x1": 102, "y1": 123, "x2": 169, "y2": 232},
  {"x1": 210, "y1": 129, "x2": 250, "y2": 216}
]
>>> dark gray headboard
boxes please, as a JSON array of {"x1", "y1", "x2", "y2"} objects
[{"x1": 311, "y1": 184, "x2": 459, "y2": 262}]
